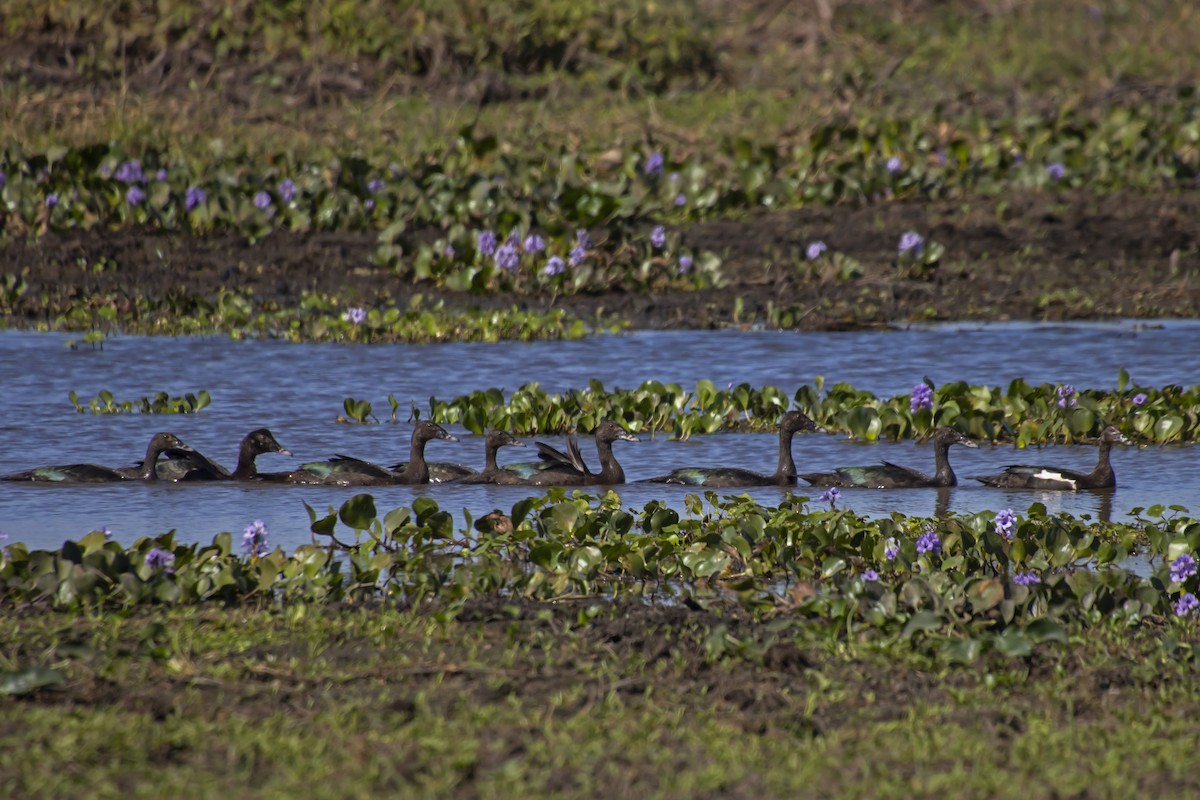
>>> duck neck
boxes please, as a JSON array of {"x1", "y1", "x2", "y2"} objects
[
  {"x1": 139, "y1": 440, "x2": 164, "y2": 480},
  {"x1": 1088, "y1": 439, "x2": 1115, "y2": 485},
  {"x1": 595, "y1": 437, "x2": 624, "y2": 484},
  {"x1": 774, "y1": 427, "x2": 797, "y2": 483},
  {"x1": 231, "y1": 440, "x2": 259, "y2": 480},
  {"x1": 932, "y1": 440, "x2": 957, "y2": 487},
  {"x1": 403, "y1": 435, "x2": 430, "y2": 483},
  {"x1": 483, "y1": 441, "x2": 500, "y2": 473}
]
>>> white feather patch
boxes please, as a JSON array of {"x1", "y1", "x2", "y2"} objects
[{"x1": 1032, "y1": 469, "x2": 1075, "y2": 489}]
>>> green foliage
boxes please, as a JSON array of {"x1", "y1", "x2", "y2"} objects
[
  {"x1": 68, "y1": 389, "x2": 211, "y2": 414},
  {"x1": 398, "y1": 376, "x2": 1200, "y2": 443}
]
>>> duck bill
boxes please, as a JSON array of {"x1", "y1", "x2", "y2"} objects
[{"x1": 618, "y1": 432, "x2": 640, "y2": 442}]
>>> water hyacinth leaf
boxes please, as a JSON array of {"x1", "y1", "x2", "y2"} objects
[
  {"x1": 968, "y1": 578, "x2": 1005, "y2": 612},
  {"x1": 901, "y1": 610, "x2": 943, "y2": 639},
  {"x1": 993, "y1": 629, "x2": 1033, "y2": 658},
  {"x1": 306, "y1": 502, "x2": 339, "y2": 536},
  {"x1": 1066, "y1": 407, "x2": 1095, "y2": 436},
  {"x1": 1024, "y1": 619, "x2": 1069, "y2": 645},
  {"x1": 0, "y1": 666, "x2": 66, "y2": 696},
  {"x1": 1155, "y1": 415, "x2": 1184, "y2": 443},
  {"x1": 339, "y1": 494, "x2": 377, "y2": 530},
  {"x1": 940, "y1": 638, "x2": 983, "y2": 665}
]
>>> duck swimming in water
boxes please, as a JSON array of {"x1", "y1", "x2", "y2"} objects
[
  {"x1": 974, "y1": 424, "x2": 1131, "y2": 490},
  {"x1": 2, "y1": 432, "x2": 194, "y2": 482},
  {"x1": 800, "y1": 426, "x2": 977, "y2": 489}
]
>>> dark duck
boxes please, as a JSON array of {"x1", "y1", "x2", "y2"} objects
[
  {"x1": 151, "y1": 428, "x2": 292, "y2": 481},
  {"x1": 800, "y1": 426, "x2": 977, "y2": 489},
  {"x1": 263, "y1": 421, "x2": 458, "y2": 485},
  {"x1": 509, "y1": 420, "x2": 639, "y2": 486},
  {"x1": 974, "y1": 424, "x2": 1132, "y2": 490},
  {"x1": 2, "y1": 432, "x2": 194, "y2": 482},
  {"x1": 641, "y1": 410, "x2": 824, "y2": 487},
  {"x1": 451, "y1": 430, "x2": 529, "y2": 484}
]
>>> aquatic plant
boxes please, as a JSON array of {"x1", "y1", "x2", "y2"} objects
[{"x1": 69, "y1": 389, "x2": 212, "y2": 414}]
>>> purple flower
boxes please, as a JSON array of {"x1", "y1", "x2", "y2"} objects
[
  {"x1": 644, "y1": 151, "x2": 665, "y2": 177},
  {"x1": 1056, "y1": 384, "x2": 1076, "y2": 409},
  {"x1": 886, "y1": 156, "x2": 902, "y2": 174},
  {"x1": 185, "y1": 186, "x2": 206, "y2": 211},
  {"x1": 494, "y1": 242, "x2": 520, "y2": 271},
  {"x1": 442, "y1": 243, "x2": 456, "y2": 258},
  {"x1": 678, "y1": 255, "x2": 694, "y2": 275},
  {"x1": 647, "y1": 225, "x2": 666, "y2": 249},
  {"x1": 155, "y1": 168, "x2": 168, "y2": 182},
  {"x1": 862, "y1": 569, "x2": 879, "y2": 582},
  {"x1": 934, "y1": 150, "x2": 947, "y2": 167},
  {"x1": 115, "y1": 160, "x2": 145, "y2": 184},
  {"x1": 1170, "y1": 553, "x2": 1197, "y2": 583},
  {"x1": 818, "y1": 487, "x2": 840, "y2": 507},
  {"x1": 884, "y1": 537, "x2": 900, "y2": 561},
  {"x1": 674, "y1": 193, "x2": 687, "y2": 207},
  {"x1": 544, "y1": 255, "x2": 565, "y2": 277},
  {"x1": 994, "y1": 508, "x2": 1017, "y2": 541},
  {"x1": 1013, "y1": 571, "x2": 1041, "y2": 586},
  {"x1": 568, "y1": 244, "x2": 587, "y2": 267},
  {"x1": 476, "y1": 230, "x2": 498, "y2": 257},
  {"x1": 916, "y1": 530, "x2": 941, "y2": 555},
  {"x1": 806, "y1": 241, "x2": 827, "y2": 261},
  {"x1": 575, "y1": 229, "x2": 592, "y2": 249},
  {"x1": 1173, "y1": 592, "x2": 1198, "y2": 617},
  {"x1": 364, "y1": 199, "x2": 375, "y2": 211},
  {"x1": 523, "y1": 234, "x2": 546, "y2": 254},
  {"x1": 242, "y1": 520, "x2": 269, "y2": 557},
  {"x1": 253, "y1": 191, "x2": 272, "y2": 210},
  {"x1": 277, "y1": 178, "x2": 298, "y2": 204},
  {"x1": 898, "y1": 231, "x2": 925, "y2": 258},
  {"x1": 910, "y1": 383, "x2": 933, "y2": 413},
  {"x1": 1132, "y1": 393, "x2": 1148, "y2": 406},
  {"x1": 1046, "y1": 163, "x2": 1066, "y2": 181},
  {"x1": 367, "y1": 178, "x2": 386, "y2": 194},
  {"x1": 46, "y1": 193, "x2": 59, "y2": 208},
  {"x1": 0, "y1": 170, "x2": 8, "y2": 188},
  {"x1": 126, "y1": 186, "x2": 145, "y2": 207},
  {"x1": 344, "y1": 307, "x2": 367, "y2": 325},
  {"x1": 145, "y1": 547, "x2": 175, "y2": 573}
]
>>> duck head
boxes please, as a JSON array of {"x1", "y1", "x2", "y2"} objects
[{"x1": 932, "y1": 426, "x2": 977, "y2": 448}]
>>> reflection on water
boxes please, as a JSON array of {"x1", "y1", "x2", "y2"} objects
[{"x1": 1, "y1": 322, "x2": 1198, "y2": 551}]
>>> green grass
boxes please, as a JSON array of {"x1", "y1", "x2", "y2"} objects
[{"x1": 3, "y1": 603, "x2": 1199, "y2": 798}]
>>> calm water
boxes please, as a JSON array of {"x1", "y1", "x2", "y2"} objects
[{"x1": 1, "y1": 321, "x2": 1197, "y2": 552}]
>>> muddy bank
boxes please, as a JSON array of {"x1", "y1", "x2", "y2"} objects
[{"x1": 4, "y1": 189, "x2": 1198, "y2": 329}]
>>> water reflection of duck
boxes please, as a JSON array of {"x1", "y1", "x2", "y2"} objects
[
  {"x1": 400, "y1": 429, "x2": 526, "y2": 484},
  {"x1": 800, "y1": 426, "x2": 977, "y2": 488},
  {"x1": 641, "y1": 410, "x2": 824, "y2": 487},
  {"x1": 974, "y1": 425, "x2": 1131, "y2": 490},
  {"x1": 150, "y1": 428, "x2": 291, "y2": 481},
  {"x1": 262, "y1": 421, "x2": 457, "y2": 485},
  {"x1": 1, "y1": 432, "x2": 193, "y2": 482},
  {"x1": 504, "y1": 420, "x2": 639, "y2": 486}
]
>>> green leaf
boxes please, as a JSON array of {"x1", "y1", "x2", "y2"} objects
[
  {"x1": 994, "y1": 629, "x2": 1032, "y2": 658},
  {"x1": 339, "y1": 494, "x2": 378, "y2": 530},
  {"x1": 1024, "y1": 618, "x2": 1069, "y2": 645},
  {"x1": 0, "y1": 666, "x2": 66, "y2": 695},
  {"x1": 901, "y1": 610, "x2": 943, "y2": 639}
]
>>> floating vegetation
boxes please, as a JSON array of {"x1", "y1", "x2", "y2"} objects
[
  {"x1": 390, "y1": 372, "x2": 1200, "y2": 444},
  {"x1": 3, "y1": 494, "x2": 1198, "y2": 660},
  {"x1": 69, "y1": 389, "x2": 212, "y2": 415}
]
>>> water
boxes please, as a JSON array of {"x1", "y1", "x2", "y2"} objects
[{"x1": 2, "y1": 320, "x2": 1198, "y2": 552}]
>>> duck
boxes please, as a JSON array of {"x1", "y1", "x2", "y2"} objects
[
  {"x1": 800, "y1": 426, "x2": 977, "y2": 488},
  {"x1": 449, "y1": 430, "x2": 529, "y2": 484},
  {"x1": 513, "y1": 420, "x2": 639, "y2": 486},
  {"x1": 974, "y1": 424, "x2": 1132, "y2": 490},
  {"x1": 152, "y1": 428, "x2": 291, "y2": 481},
  {"x1": 262, "y1": 421, "x2": 458, "y2": 485},
  {"x1": 1, "y1": 432, "x2": 194, "y2": 482},
  {"x1": 641, "y1": 410, "x2": 823, "y2": 487}
]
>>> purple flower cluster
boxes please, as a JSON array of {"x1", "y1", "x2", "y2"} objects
[
  {"x1": 253, "y1": 191, "x2": 272, "y2": 211},
  {"x1": 1013, "y1": 571, "x2": 1041, "y2": 586},
  {"x1": 156, "y1": 168, "x2": 168, "y2": 182},
  {"x1": 477, "y1": 230, "x2": 498, "y2": 257},
  {"x1": 145, "y1": 547, "x2": 176, "y2": 573},
  {"x1": 644, "y1": 151, "x2": 665, "y2": 177},
  {"x1": 242, "y1": 519, "x2": 269, "y2": 557},
  {"x1": 115, "y1": 160, "x2": 145, "y2": 184},
  {"x1": 1046, "y1": 163, "x2": 1067, "y2": 181},
  {"x1": 994, "y1": 508, "x2": 1017, "y2": 541},
  {"x1": 46, "y1": 193, "x2": 59, "y2": 208},
  {"x1": 1056, "y1": 384, "x2": 1076, "y2": 409},
  {"x1": 674, "y1": 193, "x2": 687, "y2": 207},
  {"x1": 1174, "y1": 592, "x2": 1198, "y2": 617},
  {"x1": 886, "y1": 156, "x2": 902, "y2": 175},
  {"x1": 898, "y1": 231, "x2": 925, "y2": 258},
  {"x1": 650, "y1": 225, "x2": 666, "y2": 249},
  {"x1": 1170, "y1": 553, "x2": 1197, "y2": 583},
  {"x1": 806, "y1": 241, "x2": 827, "y2": 261},
  {"x1": 126, "y1": 186, "x2": 145, "y2": 207},
  {"x1": 544, "y1": 255, "x2": 565, "y2": 277},
  {"x1": 277, "y1": 178, "x2": 298, "y2": 204},
  {"x1": 367, "y1": 178, "x2": 386, "y2": 194},
  {"x1": 910, "y1": 383, "x2": 933, "y2": 413},
  {"x1": 818, "y1": 487, "x2": 840, "y2": 507},
  {"x1": 186, "y1": 186, "x2": 206, "y2": 211},
  {"x1": 916, "y1": 529, "x2": 941, "y2": 555},
  {"x1": 678, "y1": 255, "x2": 693, "y2": 275},
  {"x1": 494, "y1": 241, "x2": 520, "y2": 271},
  {"x1": 523, "y1": 234, "x2": 546, "y2": 254},
  {"x1": 568, "y1": 229, "x2": 590, "y2": 266},
  {"x1": 862, "y1": 569, "x2": 879, "y2": 582},
  {"x1": 1132, "y1": 393, "x2": 1148, "y2": 406},
  {"x1": 884, "y1": 536, "x2": 900, "y2": 561},
  {"x1": 344, "y1": 307, "x2": 367, "y2": 325}
]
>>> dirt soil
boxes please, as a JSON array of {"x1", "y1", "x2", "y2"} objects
[{"x1": 5, "y1": 189, "x2": 1199, "y2": 330}]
